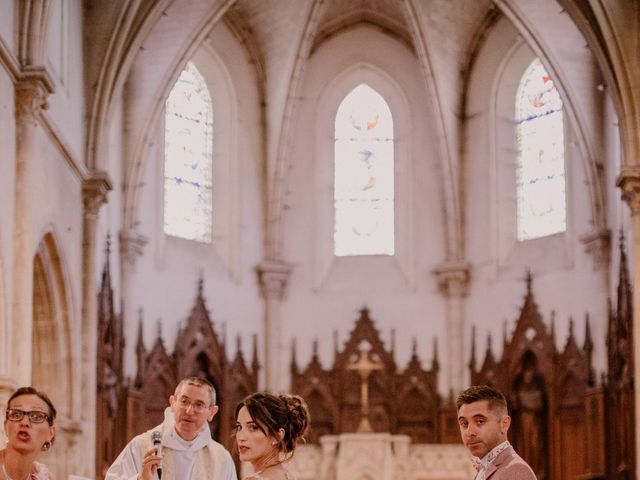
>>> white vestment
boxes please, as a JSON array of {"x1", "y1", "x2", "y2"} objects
[{"x1": 105, "y1": 408, "x2": 236, "y2": 480}]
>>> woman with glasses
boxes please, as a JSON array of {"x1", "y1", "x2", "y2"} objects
[
  {"x1": 234, "y1": 392, "x2": 309, "y2": 480},
  {"x1": 1, "y1": 386, "x2": 56, "y2": 480}
]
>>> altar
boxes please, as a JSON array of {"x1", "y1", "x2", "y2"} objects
[
  {"x1": 286, "y1": 433, "x2": 475, "y2": 480},
  {"x1": 281, "y1": 337, "x2": 474, "y2": 480}
]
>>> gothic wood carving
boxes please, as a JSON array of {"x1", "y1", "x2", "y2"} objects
[
  {"x1": 128, "y1": 279, "x2": 259, "y2": 452},
  {"x1": 291, "y1": 307, "x2": 440, "y2": 443},
  {"x1": 470, "y1": 272, "x2": 596, "y2": 480},
  {"x1": 96, "y1": 269, "x2": 259, "y2": 476},
  {"x1": 96, "y1": 239, "x2": 127, "y2": 478},
  {"x1": 605, "y1": 234, "x2": 635, "y2": 479}
]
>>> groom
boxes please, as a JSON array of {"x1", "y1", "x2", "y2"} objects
[{"x1": 456, "y1": 385, "x2": 536, "y2": 480}]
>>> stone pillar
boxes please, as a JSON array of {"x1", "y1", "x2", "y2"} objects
[
  {"x1": 10, "y1": 73, "x2": 52, "y2": 386},
  {"x1": 80, "y1": 172, "x2": 111, "y2": 478},
  {"x1": 617, "y1": 167, "x2": 640, "y2": 480},
  {"x1": 256, "y1": 260, "x2": 292, "y2": 391},
  {"x1": 0, "y1": 376, "x2": 18, "y2": 444},
  {"x1": 433, "y1": 262, "x2": 470, "y2": 393}
]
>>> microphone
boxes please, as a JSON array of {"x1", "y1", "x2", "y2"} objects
[{"x1": 151, "y1": 430, "x2": 163, "y2": 479}]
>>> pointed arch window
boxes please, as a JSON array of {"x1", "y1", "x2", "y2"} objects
[
  {"x1": 164, "y1": 62, "x2": 213, "y2": 242},
  {"x1": 334, "y1": 84, "x2": 394, "y2": 256},
  {"x1": 515, "y1": 58, "x2": 566, "y2": 241}
]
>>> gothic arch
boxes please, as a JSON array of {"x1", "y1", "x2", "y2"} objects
[
  {"x1": 32, "y1": 232, "x2": 74, "y2": 418},
  {"x1": 308, "y1": 31, "x2": 423, "y2": 289},
  {"x1": 85, "y1": 0, "x2": 235, "y2": 173},
  {"x1": 558, "y1": 1, "x2": 640, "y2": 170},
  {"x1": 492, "y1": 0, "x2": 607, "y2": 229},
  {"x1": 464, "y1": 13, "x2": 604, "y2": 274},
  {"x1": 153, "y1": 41, "x2": 243, "y2": 280}
]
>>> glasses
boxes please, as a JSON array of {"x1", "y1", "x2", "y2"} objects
[
  {"x1": 176, "y1": 396, "x2": 209, "y2": 413},
  {"x1": 6, "y1": 409, "x2": 50, "y2": 424}
]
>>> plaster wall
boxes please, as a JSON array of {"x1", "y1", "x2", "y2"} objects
[
  {"x1": 0, "y1": 0, "x2": 15, "y2": 52},
  {"x1": 44, "y1": 0, "x2": 85, "y2": 160},
  {"x1": 32, "y1": 129, "x2": 83, "y2": 338},
  {"x1": 123, "y1": 24, "x2": 264, "y2": 377},
  {"x1": 464, "y1": 16, "x2": 610, "y2": 374},
  {"x1": 96, "y1": 96, "x2": 123, "y2": 298},
  {"x1": 284, "y1": 26, "x2": 446, "y2": 388}
]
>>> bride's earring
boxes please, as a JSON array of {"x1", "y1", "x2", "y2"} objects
[{"x1": 42, "y1": 441, "x2": 51, "y2": 451}]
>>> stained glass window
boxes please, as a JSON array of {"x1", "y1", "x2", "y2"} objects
[
  {"x1": 515, "y1": 58, "x2": 566, "y2": 241},
  {"x1": 334, "y1": 84, "x2": 394, "y2": 256},
  {"x1": 164, "y1": 62, "x2": 213, "y2": 242}
]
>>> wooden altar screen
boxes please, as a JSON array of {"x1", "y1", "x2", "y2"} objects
[
  {"x1": 291, "y1": 307, "x2": 442, "y2": 443},
  {"x1": 469, "y1": 272, "x2": 599, "y2": 480}
]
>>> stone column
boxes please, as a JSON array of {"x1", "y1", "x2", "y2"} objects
[
  {"x1": 0, "y1": 376, "x2": 18, "y2": 444},
  {"x1": 80, "y1": 172, "x2": 111, "y2": 478},
  {"x1": 433, "y1": 262, "x2": 470, "y2": 393},
  {"x1": 617, "y1": 167, "x2": 640, "y2": 480},
  {"x1": 11, "y1": 73, "x2": 52, "y2": 386},
  {"x1": 256, "y1": 260, "x2": 292, "y2": 391}
]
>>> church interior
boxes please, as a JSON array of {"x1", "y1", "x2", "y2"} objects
[{"x1": 0, "y1": 0, "x2": 639, "y2": 479}]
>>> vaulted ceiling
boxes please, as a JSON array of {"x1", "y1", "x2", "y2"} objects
[{"x1": 82, "y1": 0, "x2": 639, "y2": 261}]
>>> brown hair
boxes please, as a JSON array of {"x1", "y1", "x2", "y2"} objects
[
  {"x1": 7, "y1": 386, "x2": 57, "y2": 426},
  {"x1": 174, "y1": 377, "x2": 216, "y2": 405},
  {"x1": 235, "y1": 392, "x2": 310, "y2": 457},
  {"x1": 456, "y1": 385, "x2": 508, "y2": 416}
]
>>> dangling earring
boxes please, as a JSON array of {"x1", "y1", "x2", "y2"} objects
[{"x1": 42, "y1": 441, "x2": 51, "y2": 451}]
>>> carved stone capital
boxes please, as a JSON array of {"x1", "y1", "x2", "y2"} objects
[
  {"x1": 580, "y1": 227, "x2": 611, "y2": 271},
  {"x1": 433, "y1": 262, "x2": 470, "y2": 298},
  {"x1": 256, "y1": 261, "x2": 293, "y2": 301},
  {"x1": 82, "y1": 171, "x2": 113, "y2": 216},
  {"x1": 617, "y1": 167, "x2": 640, "y2": 215},
  {"x1": 16, "y1": 81, "x2": 49, "y2": 125},
  {"x1": 119, "y1": 229, "x2": 148, "y2": 269}
]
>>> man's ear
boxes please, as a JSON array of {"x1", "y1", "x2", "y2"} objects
[
  {"x1": 500, "y1": 415, "x2": 511, "y2": 434},
  {"x1": 207, "y1": 405, "x2": 219, "y2": 422},
  {"x1": 169, "y1": 395, "x2": 176, "y2": 407}
]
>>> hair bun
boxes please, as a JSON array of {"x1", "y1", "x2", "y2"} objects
[{"x1": 279, "y1": 394, "x2": 310, "y2": 444}]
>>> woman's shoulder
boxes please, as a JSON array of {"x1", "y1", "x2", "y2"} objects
[
  {"x1": 242, "y1": 472, "x2": 294, "y2": 480},
  {"x1": 31, "y1": 461, "x2": 53, "y2": 480}
]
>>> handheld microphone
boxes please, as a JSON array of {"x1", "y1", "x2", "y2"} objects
[{"x1": 151, "y1": 430, "x2": 163, "y2": 479}]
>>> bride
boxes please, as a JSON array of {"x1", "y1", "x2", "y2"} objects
[{"x1": 234, "y1": 392, "x2": 309, "y2": 480}]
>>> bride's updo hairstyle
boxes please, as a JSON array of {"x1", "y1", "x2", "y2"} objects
[{"x1": 235, "y1": 392, "x2": 310, "y2": 457}]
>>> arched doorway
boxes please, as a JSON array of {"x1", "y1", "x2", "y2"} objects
[{"x1": 32, "y1": 232, "x2": 75, "y2": 479}]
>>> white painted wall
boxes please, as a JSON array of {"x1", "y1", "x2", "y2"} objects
[
  {"x1": 45, "y1": 0, "x2": 85, "y2": 160},
  {"x1": 284, "y1": 25, "x2": 447, "y2": 388},
  {"x1": 0, "y1": 0, "x2": 15, "y2": 53},
  {"x1": 123, "y1": 24, "x2": 265, "y2": 378},
  {"x1": 464, "y1": 16, "x2": 613, "y2": 374}
]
